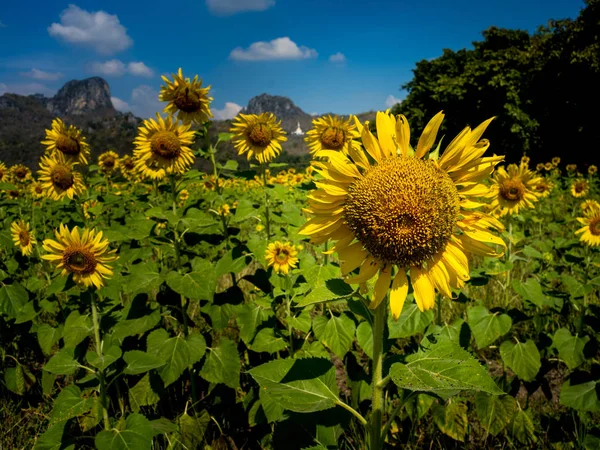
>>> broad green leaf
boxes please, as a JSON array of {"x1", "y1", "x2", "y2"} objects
[
  {"x1": 356, "y1": 321, "x2": 373, "y2": 359},
  {"x1": 95, "y1": 413, "x2": 153, "y2": 450},
  {"x1": 553, "y1": 328, "x2": 589, "y2": 370},
  {"x1": 499, "y1": 340, "x2": 541, "y2": 382},
  {"x1": 79, "y1": 396, "x2": 103, "y2": 432},
  {"x1": 86, "y1": 345, "x2": 122, "y2": 371},
  {"x1": 50, "y1": 385, "x2": 94, "y2": 424},
  {"x1": 248, "y1": 358, "x2": 340, "y2": 413},
  {"x1": 44, "y1": 348, "x2": 79, "y2": 375},
  {"x1": 259, "y1": 388, "x2": 285, "y2": 423},
  {"x1": 288, "y1": 309, "x2": 312, "y2": 334},
  {"x1": 405, "y1": 393, "x2": 435, "y2": 420},
  {"x1": 432, "y1": 401, "x2": 468, "y2": 442},
  {"x1": 388, "y1": 300, "x2": 434, "y2": 339},
  {"x1": 232, "y1": 199, "x2": 257, "y2": 222},
  {"x1": 123, "y1": 350, "x2": 165, "y2": 375},
  {"x1": 215, "y1": 250, "x2": 247, "y2": 277},
  {"x1": 390, "y1": 341, "x2": 503, "y2": 397},
  {"x1": 128, "y1": 373, "x2": 161, "y2": 413},
  {"x1": 561, "y1": 274, "x2": 589, "y2": 298},
  {"x1": 510, "y1": 408, "x2": 537, "y2": 445},
  {"x1": 303, "y1": 264, "x2": 339, "y2": 287},
  {"x1": 124, "y1": 263, "x2": 162, "y2": 296},
  {"x1": 475, "y1": 393, "x2": 515, "y2": 436},
  {"x1": 166, "y1": 261, "x2": 216, "y2": 302},
  {"x1": 424, "y1": 318, "x2": 468, "y2": 348},
  {"x1": 4, "y1": 365, "x2": 26, "y2": 395},
  {"x1": 512, "y1": 278, "x2": 548, "y2": 308},
  {"x1": 200, "y1": 338, "x2": 240, "y2": 389},
  {"x1": 467, "y1": 306, "x2": 512, "y2": 348},
  {"x1": 235, "y1": 303, "x2": 269, "y2": 345},
  {"x1": 112, "y1": 310, "x2": 161, "y2": 341},
  {"x1": 174, "y1": 411, "x2": 211, "y2": 449},
  {"x1": 147, "y1": 329, "x2": 190, "y2": 387},
  {"x1": 320, "y1": 314, "x2": 356, "y2": 358},
  {"x1": 560, "y1": 379, "x2": 600, "y2": 412},
  {"x1": 0, "y1": 282, "x2": 28, "y2": 318},
  {"x1": 297, "y1": 279, "x2": 354, "y2": 307},
  {"x1": 186, "y1": 332, "x2": 207, "y2": 365},
  {"x1": 33, "y1": 420, "x2": 74, "y2": 450},
  {"x1": 250, "y1": 328, "x2": 287, "y2": 354},
  {"x1": 37, "y1": 324, "x2": 63, "y2": 356}
]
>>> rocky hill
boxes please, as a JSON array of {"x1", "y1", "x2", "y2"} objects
[{"x1": 242, "y1": 93, "x2": 314, "y2": 134}]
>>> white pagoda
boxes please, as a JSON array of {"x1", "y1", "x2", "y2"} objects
[{"x1": 292, "y1": 121, "x2": 304, "y2": 136}]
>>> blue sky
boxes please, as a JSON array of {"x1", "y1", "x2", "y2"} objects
[{"x1": 0, "y1": 0, "x2": 584, "y2": 119}]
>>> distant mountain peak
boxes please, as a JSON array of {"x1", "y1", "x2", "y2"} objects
[
  {"x1": 47, "y1": 77, "x2": 115, "y2": 116},
  {"x1": 242, "y1": 93, "x2": 313, "y2": 133}
]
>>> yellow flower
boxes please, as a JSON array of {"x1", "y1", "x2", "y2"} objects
[
  {"x1": 159, "y1": 68, "x2": 213, "y2": 125},
  {"x1": 580, "y1": 199, "x2": 600, "y2": 215},
  {"x1": 11, "y1": 220, "x2": 36, "y2": 256},
  {"x1": 487, "y1": 163, "x2": 542, "y2": 216},
  {"x1": 551, "y1": 157, "x2": 561, "y2": 166},
  {"x1": 305, "y1": 115, "x2": 360, "y2": 155},
  {"x1": 82, "y1": 200, "x2": 99, "y2": 219},
  {"x1": 576, "y1": 205, "x2": 600, "y2": 247},
  {"x1": 179, "y1": 189, "x2": 189, "y2": 202},
  {"x1": 299, "y1": 111, "x2": 505, "y2": 319},
  {"x1": 255, "y1": 224, "x2": 265, "y2": 232},
  {"x1": 42, "y1": 224, "x2": 118, "y2": 288},
  {"x1": 118, "y1": 155, "x2": 137, "y2": 180},
  {"x1": 133, "y1": 113, "x2": 196, "y2": 180},
  {"x1": 265, "y1": 242, "x2": 299, "y2": 274},
  {"x1": 10, "y1": 164, "x2": 32, "y2": 184},
  {"x1": 30, "y1": 181, "x2": 45, "y2": 199},
  {"x1": 41, "y1": 118, "x2": 90, "y2": 165},
  {"x1": 38, "y1": 154, "x2": 86, "y2": 201},
  {"x1": 98, "y1": 150, "x2": 119, "y2": 174},
  {"x1": 535, "y1": 163, "x2": 545, "y2": 172},
  {"x1": 230, "y1": 113, "x2": 287, "y2": 164},
  {"x1": 566, "y1": 164, "x2": 578, "y2": 173},
  {"x1": 520, "y1": 155, "x2": 530, "y2": 165},
  {"x1": 218, "y1": 204, "x2": 231, "y2": 216},
  {"x1": 544, "y1": 162, "x2": 553, "y2": 171},
  {"x1": 534, "y1": 178, "x2": 553, "y2": 198},
  {"x1": 6, "y1": 189, "x2": 21, "y2": 200},
  {"x1": 0, "y1": 161, "x2": 8, "y2": 182},
  {"x1": 571, "y1": 179, "x2": 590, "y2": 198},
  {"x1": 589, "y1": 165, "x2": 597, "y2": 176}
]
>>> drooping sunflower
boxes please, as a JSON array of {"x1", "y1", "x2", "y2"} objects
[
  {"x1": 38, "y1": 154, "x2": 86, "y2": 200},
  {"x1": 41, "y1": 118, "x2": 90, "y2": 165},
  {"x1": 265, "y1": 241, "x2": 299, "y2": 275},
  {"x1": 571, "y1": 179, "x2": 589, "y2": 198},
  {"x1": 159, "y1": 68, "x2": 213, "y2": 125},
  {"x1": 535, "y1": 163, "x2": 545, "y2": 172},
  {"x1": 305, "y1": 115, "x2": 360, "y2": 155},
  {"x1": 11, "y1": 220, "x2": 36, "y2": 256},
  {"x1": 544, "y1": 162, "x2": 553, "y2": 171},
  {"x1": 42, "y1": 224, "x2": 118, "y2": 288},
  {"x1": 10, "y1": 164, "x2": 32, "y2": 184},
  {"x1": 118, "y1": 154, "x2": 137, "y2": 180},
  {"x1": 98, "y1": 150, "x2": 119, "y2": 175},
  {"x1": 299, "y1": 111, "x2": 505, "y2": 319},
  {"x1": 520, "y1": 155, "x2": 530, "y2": 165},
  {"x1": 589, "y1": 165, "x2": 597, "y2": 176},
  {"x1": 534, "y1": 178, "x2": 554, "y2": 198},
  {"x1": 566, "y1": 164, "x2": 578, "y2": 173},
  {"x1": 487, "y1": 163, "x2": 542, "y2": 216},
  {"x1": 133, "y1": 113, "x2": 195, "y2": 180},
  {"x1": 576, "y1": 205, "x2": 600, "y2": 247},
  {"x1": 580, "y1": 199, "x2": 600, "y2": 215},
  {"x1": 230, "y1": 113, "x2": 287, "y2": 164},
  {"x1": 552, "y1": 157, "x2": 561, "y2": 166},
  {"x1": 0, "y1": 161, "x2": 7, "y2": 182}
]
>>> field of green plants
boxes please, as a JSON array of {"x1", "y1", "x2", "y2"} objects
[{"x1": 1, "y1": 68, "x2": 600, "y2": 450}]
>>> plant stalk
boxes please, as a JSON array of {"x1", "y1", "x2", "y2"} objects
[
  {"x1": 262, "y1": 166, "x2": 272, "y2": 239},
  {"x1": 91, "y1": 291, "x2": 110, "y2": 430},
  {"x1": 370, "y1": 300, "x2": 387, "y2": 450}
]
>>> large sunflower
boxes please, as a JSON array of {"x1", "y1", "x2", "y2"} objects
[
  {"x1": 118, "y1": 154, "x2": 136, "y2": 180},
  {"x1": 133, "y1": 113, "x2": 195, "y2": 180},
  {"x1": 38, "y1": 154, "x2": 86, "y2": 200},
  {"x1": 571, "y1": 179, "x2": 589, "y2": 198},
  {"x1": 299, "y1": 111, "x2": 505, "y2": 319},
  {"x1": 576, "y1": 205, "x2": 600, "y2": 247},
  {"x1": 265, "y1": 241, "x2": 299, "y2": 275},
  {"x1": 42, "y1": 224, "x2": 118, "y2": 288},
  {"x1": 41, "y1": 118, "x2": 90, "y2": 165},
  {"x1": 11, "y1": 220, "x2": 36, "y2": 256},
  {"x1": 487, "y1": 163, "x2": 542, "y2": 216},
  {"x1": 98, "y1": 150, "x2": 119, "y2": 175},
  {"x1": 10, "y1": 164, "x2": 32, "y2": 184},
  {"x1": 230, "y1": 113, "x2": 287, "y2": 164},
  {"x1": 580, "y1": 199, "x2": 600, "y2": 215},
  {"x1": 159, "y1": 68, "x2": 213, "y2": 125},
  {"x1": 305, "y1": 115, "x2": 360, "y2": 155}
]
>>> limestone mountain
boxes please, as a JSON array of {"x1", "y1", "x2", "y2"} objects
[
  {"x1": 47, "y1": 77, "x2": 116, "y2": 117},
  {"x1": 242, "y1": 93, "x2": 313, "y2": 134}
]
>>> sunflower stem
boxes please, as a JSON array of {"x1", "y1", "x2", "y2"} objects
[
  {"x1": 285, "y1": 274, "x2": 293, "y2": 355},
  {"x1": 369, "y1": 299, "x2": 387, "y2": 450},
  {"x1": 209, "y1": 146, "x2": 222, "y2": 196},
  {"x1": 504, "y1": 217, "x2": 513, "y2": 307},
  {"x1": 90, "y1": 291, "x2": 110, "y2": 431},
  {"x1": 262, "y1": 166, "x2": 272, "y2": 239}
]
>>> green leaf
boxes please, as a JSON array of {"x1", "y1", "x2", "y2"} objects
[
  {"x1": 296, "y1": 279, "x2": 354, "y2": 307},
  {"x1": 320, "y1": 314, "x2": 356, "y2": 358},
  {"x1": 510, "y1": 408, "x2": 537, "y2": 445},
  {"x1": 356, "y1": 321, "x2": 373, "y2": 359},
  {"x1": 561, "y1": 274, "x2": 588, "y2": 298},
  {"x1": 146, "y1": 329, "x2": 190, "y2": 387},
  {"x1": 250, "y1": 328, "x2": 287, "y2": 354},
  {"x1": 248, "y1": 358, "x2": 340, "y2": 413},
  {"x1": 123, "y1": 350, "x2": 166, "y2": 375},
  {"x1": 50, "y1": 385, "x2": 94, "y2": 424},
  {"x1": 390, "y1": 341, "x2": 503, "y2": 397},
  {"x1": 62, "y1": 311, "x2": 93, "y2": 349},
  {"x1": 186, "y1": 332, "x2": 207, "y2": 365},
  {"x1": 87, "y1": 345, "x2": 122, "y2": 371},
  {"x1": 499, "y1": 340, "x2": 541, "y2": 382},
  {"x1": 44, "y1": 348, "x2": 79, "y2": 375},
  {"x1": 95, "y1": 413, "x2": 153, "y2": 450},
  {"x1": 124, "y1": 263, "x2": 162, "y2": 296},
  {"x1": 560, "y1": 379, "x2": 600, "y2": 412},
  {"x1": 432, "y1": 401, "x2": 468, "y2": 442},
  {"x1": 128, "y1": 373, "x2": 161, "y2": 413},
  {"x1": 475, "y1": 393, "x2": 516, "y2": 436},
  {"x1": 512, "y1": 278, "x2": 548, "y2": 308},
  {"x1": 112, "y1": 310, "x2": 161, "y2": 341},
  {"x1": 34, "y1": 420, "x2": 74, "y2": 450},
  {"x1": 37, "y1": 324, "x2": 63, "y2": 356},
  {"x1": 215, "y1": 250, "x2": 247, "y2": 277},
  {"x1": 235, "y1": 303, "x2": 269, "y2": 345},
  {"x1": 4, "y1": 365, "x2": 26, "y2": 395},
  {"x1": 0, "y1": 282, "x2": 28, "y2": 318},
  {"x1": 218, "y1": 133, "x2": 234, "y2": 142},
  {"x1": 552, "y1": 328, "x2": 589, "y2": 370},
  {"x1": 388, "y1": 300, "x2": 434, "y2": 339},
  {"x1": 79, "y1": 396, "x2": 103, "y2": 432},
  {"x1": 199, "y1": 338, "x2": 240, "y2": 389},
  {"x1": 174, "y1": 411, "x2": 211, "y2": 449},
  {"x1": 166, "y1": 261, "x2": 216, "y2": 302},
  {"x1": 288, "y1": 309, "x2": 312, "y2": 334},
  {"x1": 259, "y1": 388, "x2": 285, "y2": 423},
  {"x1": 232, "y1": 199, "x2": 257, "y2": 222},
  {"x1": 467, "y1": 306, "x2": 512, "y2": 349}
]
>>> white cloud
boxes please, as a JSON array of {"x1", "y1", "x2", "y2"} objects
[
  {"x1": 48, "y1": 5, "x2": 133, "y2": 55},
  {"x1": 0, "y1": 20, "x2": 6, "y2": 28},
  {"x1": 90, "y1": 59, "x2": 126, "y2": 76},
  {"x1": 329, "y1": 52, "x2": 346, "y2": 63},
  {"x1": 0, "y1": 83, "x2": 7, "y2": 94},
  {"x1": 21, "y1": 68, "x2": 63, "y2": 81},
  {"x1": 0, "y1": 82, "x2": 55, "y2": 96},
  {"x1": 212, "y1": 102, "x2": 243, "y2": 120},
  {"x1": 111, "y1": 96, "x2": 130, "y2": 112},
  {"x1": 230, "y1": 37, "x2": 317, "y2": 61},
  {"x1": 385, "y1": 95, "x2": 403, "y2": 108},
  {"x1": 127, "y1": 62, "x2": 153, "y2": 78},
  {"x1": 130, "y1": 85, "x2": 163, "y2": 118},
  {"x1": 206, "y1": 0, "x2": 275, "y2": 15}
]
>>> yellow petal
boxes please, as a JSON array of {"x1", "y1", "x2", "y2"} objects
[
  {"x1": 361, "y1": 123, "x2": 383, "y2": 163},
  {"x1": 370, "y1": 265, "x2": 392, "y2": 309},
  {"x1": 416, "y1": 111, "x2": 444, "y2": 159},
  {"x1": 394, "y1": 114, "x2": 410, "y2": 157},
  {"x1": 346, "y1": 256, "x2": 379, "y2": 284},
  {"x1": 411, "y1": 266, "x2": 435, "y2": 311},
  {"x1": 375, "y1": 112, "x2": 395, "y2": 158},
  {"x1": 389, "y1": 268, "x2": 408, "y2": 320},
  {"x1": 339, "y1": 242, "x2": 368, "y2": 275}
]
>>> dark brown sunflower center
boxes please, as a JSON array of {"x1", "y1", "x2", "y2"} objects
[
  {"x1": 344, "y1": 157, "x2": 459, "y2": 267},
  {"x1": 123, "y1": 159, "x2": 135, "y2": 170},
  {"x1": 19, "y1": 230, "x2": 30, "y2": 246},
  {"x1": 151, "y1": 131, "x2": 181, "y2": 159},
  {"x1": 247, "y1": 123, "x2": 272, "y2": 147},
  {"x1": 51, "y1": 165, "x2": 74, "y2": 190},
  {"x1": 14, "y1": 167, "x2": 28, "y2": 179},
  {"x1": 320, "y1": 127, "x2": 346, "y2": 150},
  {"x1": 56, "y1": 135, "x2": 81, "y2": 155},
  {"x1": 536, "y1": 183, "x2": 548, "y2": 193},
  {"x1": 590, "y1": 217, "x2": 600, "y2": 236},
  {"x1": 8, "y1": 190, "x2": 19, "y2": 199},
  {"x1": 499, "y1": 179, "x2": 525, "y2": 202},
  {"x1": 575, "y1": 182, "x2": 586, "y2": 193},
  {"x1": 103, "y1": 156, "x2": 116, "y2": 168},
  {"x1": 63, "y1": 249, "x2": 97, "y2": 274},
  {"x1": 174, "y1": 87, "x2": 202, "y2": 113},
  {"x1": 34, "y1": 185, "x2": 44, "y2": 194}
]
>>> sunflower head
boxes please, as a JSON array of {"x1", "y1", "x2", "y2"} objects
[
  {"x1": 30, "y1": 181, "x2": 45, "y2": 199},
  {"x1": 6, "y1": 189, "x2": 21, "y2": 200},
  {"x1": 488, "y1": 163, "x2": 541, "y2": 216},
  {"x1": 265, "y1": 241, "x2": 299, "y2": 275},
  {"x1": 576, "y1": 205, "x2": 600, "y2": 247},
  {"x1": 0, "y1": 161, "x2": 7, "y2": 182},
  {"x1": 544, "y1": 162, "x2": 553, "y2": 171},
  {"x1": 98, "y1": 150, "x2": 120, "y2": 174},
  {"x1": 571, "y1": 179, "x2": 589, "y2": 198},
  {"x1": 159, "y1": 68, "x2": 213, "y2": 125},
  {"x1": 535, "y1": 163, "x2": 545, "y2": 172},
  {"x1": 551, "y1": 157, "x2": 561, "y2": 166},
  {"x1": 566, "y1": 164, "x2": 578, "y2": 173},
  {"x1": 38, "y1": 154, "x2": 86, "y2": 201},
  {"x1": 230, "y1": 113, "x2": 287, "y2": 164},
  {"x1": 11, "y1": 220, "x2": 36, "y2": 256},
  {"x1": 305, "y1": 115, "x2": 360, "y2": 155},
  {"x1": 133, "y1": 113, "x2": 196, "y2": 179},
  {"x1": 580, "y1": 199, "x2": 600, "y2": 215},
  {"x1": 520, "y1": 155, "x2": 530, "y2": 165},
  {"x1": 10, "y1": 164, "x2": 32, "y2": 183},
  {"x1": 42, "y1": 224, "x2": 118, "y2": 288},
  {"x1": 589, "y1": 165, "x2": 598, "y2": 176},
  {"x1": 41, "y1": 118, "x2": 90, "y2": 165},
  {"x1": 534, "y1": 178, "x2": 553, "y2": 198}
]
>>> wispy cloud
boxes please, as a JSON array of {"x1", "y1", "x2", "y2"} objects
[
  {"x1": 212, "y1": 102, "x2": 243, "y2": 120},
  {"x1": 0, "y1": 82, "x2": 55, "y2": 96},
  {"x1": 89, "y1": 60, "x2": 154, "y2": 78},
  {"x1": 385, "y1": 95, "x2": 403, "y2": 108},
  {"x1": 127, "y1": 62, "x2": 153, "y2": 78},
  {"x1": 111, "y1": 96, "x2": 130, "y2": 112},
  {"x1": 129, "y1": 85, "x2": 163, "y2": 118},
  {"x1": 230, "y1": 37, "x2": 317, "y2": 61},
  {"x1": 206, "y1": 0, "x2": 275, "y2": 16},
  {"x1": 329, "y1": 52, "x2": 346, "y2": 63},
  {"x1": 21, "y1": 68, "x2": 63, "y2": 81},
  {"x1": 0, "y1": 20, "x2": 6, "y2": 28},
  {"x1": 48, "y1": 5, "x2": 133, "y2": 55}
]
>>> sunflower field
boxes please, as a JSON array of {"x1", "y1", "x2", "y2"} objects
[{"x1": 1, "y1": 69, "x2": 600, "y2": 450}]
